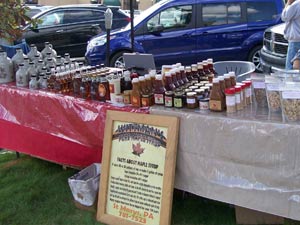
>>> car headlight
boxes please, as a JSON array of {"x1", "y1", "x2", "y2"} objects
[{"x1": 87, "y1": 35, "x2": 116, "y2": 51}]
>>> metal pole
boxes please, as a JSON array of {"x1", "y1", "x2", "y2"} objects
[
  {"x1": 130, "y1": 0, "x2": 134, "y2": 52},
  {"x1": 106, "y1": 29, "x2": 111, "y2": 67}
]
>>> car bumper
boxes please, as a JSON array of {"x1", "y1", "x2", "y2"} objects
[{"x1": 260, "y1": 48, "x2": 285, "y2": 73}]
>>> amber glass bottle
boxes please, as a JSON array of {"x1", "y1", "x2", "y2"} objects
[
  {"x1": 175, "y1": 68, "x2": 184, "y2": 86},
  {"x1": 180, "y1": 66, "x2": 189, "y2": 84},
  {"x1": 185, "y1": 66, "x2": 193, "y2": 81},
  {"x1": 98, "y1": 74, "x2": 110, "y2": 102},
  {"x1": 154, "y1": 75, "x2": 166, "y2": 105},
  {"x1": 131, "y1": 78, "x2": 142, "y2": 107},
  {"x1": 209, "y1": 78, "x2": 225, "y2": 112},
  {"x1": 165, "y1": 72, "x2": 176, "y2": 91}
]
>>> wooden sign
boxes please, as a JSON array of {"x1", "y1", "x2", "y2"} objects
[{"x1": 97, "y1": 110, "x2": 179, "y2": 225}]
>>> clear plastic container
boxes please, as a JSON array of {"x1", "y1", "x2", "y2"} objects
[
  {"x1": 265, "y1": 75, "x2": 282, "y2": 112},
  {"x1": 280, "y1": 82, "x2": 300, "y2": 122},
  {"x1": 251, "y1": 74, "x2": 267, "y2": 107}
]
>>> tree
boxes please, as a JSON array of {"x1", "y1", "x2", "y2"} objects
[{"x1": 0, "y1": 0, "x2": 35, "y2": 42}]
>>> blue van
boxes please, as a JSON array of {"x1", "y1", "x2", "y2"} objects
[{"x1": 85, "y1": 0, "x2": 284, "y2": 70}]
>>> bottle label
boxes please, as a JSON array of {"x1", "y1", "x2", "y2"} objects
[
  {"x1": 109, "y1": 83, "x2": 115, "y2": 94},
  {"x1": 164, "y1": 96, "x2": 173, "y2": 107},
  {"x1": 98, "y1": 84, "x2": 106, "y2": 97},
  {"x1": 174, "y1": 98, "x2": 183, "y2": 108},
  {"x1": 235, "y1": 93, "x2": 241, "y2": 104},
  {"x1": 186, "y1": 98, "x2": 196, "y2": 104},
  {"x1": 209, "y1": 100, "x2": 222, "y2": 111},
  {"x1": 123, "y1": 95, "x2": 131, "y2": 104},
  {"x1": 154, "y1": 94, "x2": 164, "y2": 104},
  {"x1": 226, "y1": 95, "x2": 236, "y2": 106},
  {"x1": 142, "y1": 97, "x2": 150, "y2": 107},
  {"x1": 0, "y1": 66, "x2": 8, "y2": 79},
  {"x1": 131, "y1": 96, "x2": 141, "y2": 107}
]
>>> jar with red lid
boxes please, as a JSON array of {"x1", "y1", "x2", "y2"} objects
[
  {"x1": 242, "y1": 80, "x2": 252, "y2": 105},
  {"x1": 234, "y1": 85, "x2": 243, "y2": 111},
  {"x1": 225, "y1": 88, "x2": 236, "y2": 113}
]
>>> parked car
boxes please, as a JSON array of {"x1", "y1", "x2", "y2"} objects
[
  {"x1": 23, "y1": 4, "x2": 130, "y2": 58},
  {"x1": 260, "y1": 23, "x2": 287, "y2": 72},
  {"x1": 25, "y1": 4, "x2": 53, "y2": 18},
  {"x1": 85, "y1": 0, "x2": 284, "y2": 69}
]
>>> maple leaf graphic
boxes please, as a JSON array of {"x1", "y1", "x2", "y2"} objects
[{"x1": 132, "y1": 142, "x2": 145, "y2": 157}]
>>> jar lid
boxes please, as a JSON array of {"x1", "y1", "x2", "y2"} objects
[
  {"x1": 189, "y1": 85, "x2": 198, "y2": 89},
  {"x1": 229, "y1": 71, "x2": 236, "y2": 77},
  {"x1": 132, "y1": 78, "x2": 139, "y2": 83},
  {"x1": 155, "y1": 75, "x2": 163, "y2": 80},
  {"x1": 212, "y1": 78, "x2": 219, "y2": 83},
  {"x1": 184, "y1": 88, "x2": 192, "y2": 92},
  {"x1": 186, "y1": 92, "x2": 196, "y2": 96},
  {"x1": 200, "y1": 81, "x2": 209, "y2": 84},
  {"x1": 224, "y1": 73, "x2": 230, "y2": 78},
  {"x1": 138, "y1": 76, "x2": 145, "y2": 81},
  {"x1": 165, "y1": 91, "x2": 174, "y2": 95},
  {"x1": 225, "y1": 88, "x2": 236, "y2": 95},
  {"x1": 199, "y1": 98, "x2": 209, "y2": 102},
  {"x1": 195, "y1": 89, "x2": 204, "y2": 93},
  {"x1": 234, "y1": 85, "x2": 242, "y2": 92},
  {"x1": 174, "y1": 91, "x2": 184, "y2": 96},
  {"x1": 195, "y1": 83, "x2": 202, "y2": 87},
  {"x1": 218, "y1": 76, "x2": 225, "y2": 80}
]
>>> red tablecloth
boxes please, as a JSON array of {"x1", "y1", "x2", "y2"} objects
[{"x1": 0, "y1": 83, "x2": 149, "y2": 167}]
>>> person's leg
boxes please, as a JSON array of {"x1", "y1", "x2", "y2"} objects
[{"x1": 286, "y1": 42, "x2": 300, "y2": 70}]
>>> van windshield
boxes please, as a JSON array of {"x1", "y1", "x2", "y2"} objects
[{"x1": 123, "y1": 0, "x2": 168, "y2": 30}]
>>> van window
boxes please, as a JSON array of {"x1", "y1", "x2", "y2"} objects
[
  {"x1": 202, "y1": 3, "x2": 242, "y2": 27},
  {"x1": 147, "y1": 5, "x2": 193, "y2": 32},
  {"x1": 247, "y1": 2, "x2": 277, "y2": 22},
  {"x1": 39, "y1": 11, "x2": 64, "y2": 27}
]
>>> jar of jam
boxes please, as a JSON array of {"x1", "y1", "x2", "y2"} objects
[
  {"x1": 173, "y1": 91, "x2": 184, "y2": 108},
  {"x1": 186, "y1": 92, "x2": 197, "y2": 109},
  {"x1": 199, "y1": 98, "x2": 209, "y2": 110},
  {"x1": 164, "y1": 91, "x2": 174, "y2": 107}
]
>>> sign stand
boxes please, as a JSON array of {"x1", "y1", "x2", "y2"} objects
[{"x1": 97, "y1": 110, "x2": 179, "y2": 225}]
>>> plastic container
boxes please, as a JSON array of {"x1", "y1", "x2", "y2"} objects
[
  {"x1": 265, "y1": 75, "x2": 282, "y2": 112},
  {"x1": 68, "y1": 163, "x2": 101, "y2": 206},
  {"x1": 280, "y1": 82, "x2": 300, "y2": 122},
  {"x1": 225, "y1": 88, "x2": 236, "y2": 113},
  {"x1": 251, "y1": 74, "x2": 267, "y2": 107}
]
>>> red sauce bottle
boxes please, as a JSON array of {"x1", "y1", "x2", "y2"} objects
[
  {"x1": 165, "y1": 72, "x2": 176, "y2": 91},
  {"x1": 154, "y1": 75, "x2": 166, "y2": 105},
  {"x1": 131, "y1": 78, "x2": 142, "y2": 107}
]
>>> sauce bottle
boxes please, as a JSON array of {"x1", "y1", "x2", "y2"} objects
[
  {"x1": 165, "y1": 72, "x2": 176, "y2": 91},
  {"x1": 191, "y1": 64, "x2": 199, "y2": 81},
  {"x1": 207, "y1": 58, "x2": 217, "y2": 75},
  {"x1": 175, "y1": 68, "x2": 184, "y2": 86},
  {"x1": 131, "y1": 78, "x2": 142, "y2": 107},
  {"x1": 171, "y1": 69, "x2": 180, "y2": 88},
  {"x1": 209, "y1": 77, "x2": 225, "y2": 112},
  {"x1": 154, "y1": 75, "x2": 166, "y2": 105},
  {"x1": 98, "y1": 74, "x2": 110, "y2": 101},
  {"x1": 229, "y1": 71, "x2": 236, "y2": 87},
  {"x1": 180, "y1": 66, "x2": 189, "y2": 84},
  {"x1": 185, "y1": 66, "x2": 193, "y2": 81}
]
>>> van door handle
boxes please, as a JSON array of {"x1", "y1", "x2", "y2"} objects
[{"x1": 56, "y1": 29, "x2": 64, "y2": 33}]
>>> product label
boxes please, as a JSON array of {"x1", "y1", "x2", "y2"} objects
[
  {"x1": 253, "y1": 81, "x2": 265, "y2": 89},
  {"x1": 0, "y1": 65, "x2": 7, "y2": 79},
  {"x1": 98, "y1": 84, "x2": 107, "y2": 97},
  {"x1": 199, "y1": 101, "x2": 209, "y2": 110},
  {"x1": 164, "y1": 96, "x2": 173, "y2": 107},
  {"x1": 131, "y1": 96, "x2": 141, "y2": 107},
  {"x1": 186, "y1": 98, "x2": 196, "y2": 104},
  {"x1": 173, "y1": 98, "x2": 183, "y2": 108},
  {"x1": 235, "y1": 93, "x2": 241, "y2": 104},
  {"x1": 123, "y1": 95, "x2": 131, "y2": 104},
  {"x1": 154, "y1": 94, "x2": 164, "y2": 104},
  {"x1": 109, "y1": 83, "x2": 115, "y2": 93},
  {"x1": 209, "y1": 100, "x2": 222, "y2": 111},
  {"x1": 267, "y1": 83, "x2": 280, "y2": 91},
  {"x1": 282, "y1": 91, "x2": 300, "y2": 99},
  {"x1": 142, "y1": 97, "x2": 150, "y2": 107},
  {"x1": 226, "y1": 95, "x2": 236, "y2": 106}
]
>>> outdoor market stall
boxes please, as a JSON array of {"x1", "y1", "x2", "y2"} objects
[
  {"x1": 150, "y1": 105, "x2": 300, "y2": 221},
  {"x1": 0, "y1": 83, "x2": 148, "y2": 167}
]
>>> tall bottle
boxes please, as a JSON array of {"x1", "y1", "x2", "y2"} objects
[
  {"x1": 179, "y1": 66, "x2": 189, "y2": 84},
  {"x1": 154, "y1": 75, "x2": 166, "y2": 105},
  {"x1": 122, "y1": 70, "x2": 132, "y2": 92},
  {"x1": 191, "y1": 64, "x2": 199, "y2": 81},
  {"x1": 29, "y1": 74, "x2": 38, "y2": 90},
  {"x1": 27, "y1": 44, "x2": 41, "y2": 62},
  {"x1": 98, "y1": 74, "x2": 110, "y2": 101},
  {"x1": 41, "y1": 42, "x2": 57, "y2": 59},
  {"x1": 73, "y1": 70, "x2": 81, "y2": 96},
  {"x1": 16, "y1": 63, "x2": 29, "y2": 87},
  {"x1": 171, "y1": 69, "x2": 180, "y2": 88},
  {"x1": 0, "y1": 50, "x2": 14, "y2": 83},
  {"x1": 12, "y1": 48, "x2": 26, "y2": 75},
  {"x1": 175, "y1": 68, "x2": 184, "y2": 86},
  {"x1": 207, "y1": 58, "x2": 216, "y2": 75},
  {"x1": 197, "y1": 62, "x2": 206, "y2": 82},
  {"x1": 27, "y1": 62, "x2": 37, "y2": 81},
  {"x1": 131, "y1": 78, "x2": 142, "y2": 107},
  {"x1": 209, "y1": 77, "x2": 225, "y2": 112},
  {"x1": 164, "y1": 72, "x2": 176, "y2": 91}
]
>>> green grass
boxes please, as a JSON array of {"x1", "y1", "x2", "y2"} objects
[{"x1": 0, "y1": 151, "x2": 300, "y2": 225}]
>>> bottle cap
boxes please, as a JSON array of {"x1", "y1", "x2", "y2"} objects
[
  {"x1": 144, "y1": 74, "x2": 150, "y2": 79},
  {"x1": 138, "y1": 76, "x2": 145, "y2": 81},
  {"x1": 132, "y1": 78, "x2": 139, "y2": 83},
  {"x1": 179, "y1": 66, "x2": 185, "y2": 71},
  {"x1": 207, "y1": 58, "x2": 213, "y2": 63},
  {"x1": 229, "y1": 71, "x2": 236, "y2": 77},
  {"x1": 155, "y1": 75, "x2": 163, "y2": 80},
  {"x1": 218, "y1": 76, "x2": 224, "y2": 80},
  {"x1": 186, "y1": 92, "x2": 196, "y2": 97},
  {"x1": 165, "y1": 72, "x2": 171, "y2": 77},
  {"x1": 224, "y1": 73, "x2": 230, "y2": 78},
  {"x1": 212, "y1": 78, "x2": 219, "y2": 83}
]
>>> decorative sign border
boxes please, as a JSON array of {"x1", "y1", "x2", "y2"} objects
[{"x1": 97, "y1": 110, "x2": 179, "y2": 225}]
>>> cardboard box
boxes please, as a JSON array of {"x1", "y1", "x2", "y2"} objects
[
  {"x1": 68, "y1": 163, "x2": 101, "y2": 206},
  {"x1": 235, "y1": 206, "x2": 284, "y2": 225}
]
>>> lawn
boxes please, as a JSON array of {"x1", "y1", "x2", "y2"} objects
[{"x1": 0, "y1": 150, "x2": 300, "y2": 225}]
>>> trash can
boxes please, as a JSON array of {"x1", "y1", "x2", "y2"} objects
[{"x1": 68, "y1": 163, "x2": 101, "y2": 206}]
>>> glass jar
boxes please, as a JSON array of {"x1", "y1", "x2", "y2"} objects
[
  {"x1": 186, "y1": 92, "x2": 197, "y2": 109},
  {"x1": 199, "y1": 98, "x2": 209, "y2": 110},
  {"x1": 164, "y1": 91, "x2": 174, "y2": 107},
  {"x1": 234, "y1": 86, "x2": 243, "y2": 111},
  {"x1": 173, "y1": 91, "x2": 184, "y2": 108},
  {"x1": 225, "y1": 88, "x2": 236, "y2": 113}
]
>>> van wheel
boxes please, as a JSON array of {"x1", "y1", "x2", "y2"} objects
[
  {"x1": 110, "y1": 51, "x2": 131, "y2": 68},
  {"x1": 248, "y1": 46, "x2": 263, "y2": 72}
]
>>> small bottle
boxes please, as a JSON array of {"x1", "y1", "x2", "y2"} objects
[
  {"x1": 154, "y1": 75, "x2": 166, "y2": 105},
  {"x1": 12, "y1": 48, "x2": 26, "y2": 74},
  {"x1": 41, "y1": 42, "x2": 57, "y2": 59},
  {"x1": 0, "y1": 50, "x2": 14, "y2": 82},
  {"x1": 207, "y1": 58, "x2": 216, "y2": 75},
  {"x1": 171, "y1": 69, "x2": 180, "y2": 88},
  {"x1": 98, "y1": 74, "x2": 110, "y2": 101},
  {"x1": 218, "y1": 76, "x2": 226, "y2": 107},
  {"x1": 165, "y1": 72, "x2": 176, "y2": 91},
  {"x1": 197, "y1": 62, "x2": 206, "y2": 82},
  {"x1": 209, "y1": 78, "x2": 224, "y2": 112},
  {"x1": 29, "y1": 74, "x2": 38, "y2": 90},
  {"x1": 16, "y1": 63, "x2": 29, "y2": 87},
  {"x1": 186, "y1": 92, "x2": 197, "y2": 109},
  {"x1": 224, "y1": 73, "x2": 232, "y2": 89},
  {"x1": 185, "y1": 66, "x2": 193, "y2": 81},
  {"x1": 90, "y1": 76, "x2": 99, "y2": 100},
  {"x1": 202, "y1": 60, "x2": 211, "y2": 75},
  {"x1": 131, "y1": 78, "x2": 142, "y2": 107},
  {"x1": 122, "y1": 70, "x2": 132, "y2": 92},
  {"x1": 180, "y1": 66, "x2": 189, "y2": 84},
  {"x1": 191, "y1": 64, "x2": 199, "y2": 81},
  {"x1": 225, "y1": 88, "x2": 236, "y2": 113},
  {"x1": 149, "y1": 70, "x2": 157, "y2": 90},
  {"x1": 175, "y1": 68, "x2": 184, "y2": 86},
  {"x1": 27, "y1": 44, "x2": 41, "y2": 62},
  {"x1": 40, "y1": 74, "x2": 48, "y2": 90}
]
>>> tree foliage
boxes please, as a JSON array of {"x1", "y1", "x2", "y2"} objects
[{"x1": 0, "y1": 0, "x2": 36, "y2": 42}]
